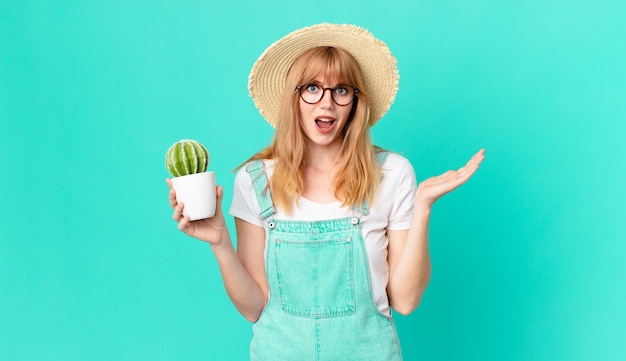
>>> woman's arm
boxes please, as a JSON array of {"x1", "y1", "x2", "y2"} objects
[
  {"x1": 168, "y1": 181, "x2": 268, "y2": 322},
  {"x1": 210, "y1": 219, "x2": 268, "y2": 322},
  {"x1": 387, "y1": 149, "x2": 485, "y2": 315}
]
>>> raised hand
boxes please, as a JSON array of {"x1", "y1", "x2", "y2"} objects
[
  {"x1": 167, "y1": 178, "x2": 228, "y2": 245},
  {"x1": 415, "y1": 149, "x2": 485, "y2": 208}
]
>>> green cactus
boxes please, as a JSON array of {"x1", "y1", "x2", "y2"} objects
[{"x1": 165, "y1": 139, "x2": 209, "y2": 177}]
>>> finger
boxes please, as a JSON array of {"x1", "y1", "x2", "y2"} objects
[
  {"x1": 466, "y1": 152, "x2": 483, "y2": 167},
  {"x1": 456, "y1": 161, "x2": 481, "y2": 184},
  {"x1": 178, "y1": 215, "x2": 190, "y2": 231},
  {"x1": 468, "y1": 151, "x2": 485, "y2": 172},
  {"x1": 172, "y1": 202, "x2": 184, "y2": 221},
  {"x1": 169, "y1": 188, "x2": 178, "y2": 208},
  {"x1": 167, "y1": 178, "x2": 179, "y2": 208},
  {"x1": 472, "y1": 149, "x2": 486, "y2": 165},
  {"x1": 436, "y1": 170, "x2": 454, "y2": 179},
  {"x1": 453, "y1": 160, "x2": 477, "y2": 178},
  {"x1": 458, "y1": 161, "x2": 478, "y2": 175},
  {"x1": 466, "y1": 149, "x2": 484, "y2": 164},
  {"x1": 458, "y1": 151, "x2": 484, "y2": 174}
]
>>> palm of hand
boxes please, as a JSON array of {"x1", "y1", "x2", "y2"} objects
[
  {"x1": 179, "y1": 212, "x2": 226, "y2": 243},
  {"x1": 416, "y1": 149, "x2": 485, "y2": 207}
]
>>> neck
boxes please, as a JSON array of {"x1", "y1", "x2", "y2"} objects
[{"x1": 304, "y1": 141, "x2": 341, "y2": 171}]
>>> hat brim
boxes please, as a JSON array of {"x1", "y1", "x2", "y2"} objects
[{"x1": 248, "y1": 23, "x2": 399, "y2": 127}]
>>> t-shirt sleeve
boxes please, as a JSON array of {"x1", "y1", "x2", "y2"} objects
[
  {"x1": 229, "y1": 166, "x2": 264, "y2": 227},
  {"x1": 387, "y1": 155, "x2": 417, "y2": 230}
]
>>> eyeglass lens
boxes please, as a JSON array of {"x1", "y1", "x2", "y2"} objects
[{"x1": 298, "y1": 83, "x2": 356, "y2": 106}]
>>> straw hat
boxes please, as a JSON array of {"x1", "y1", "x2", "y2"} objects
[{"x1": 248, "y1": 23, "x2": 399, "y2": 127}]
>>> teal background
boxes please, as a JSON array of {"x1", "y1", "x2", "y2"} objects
[{"x1": 1, "y1": 0, "x2": 625, "y2": 360}]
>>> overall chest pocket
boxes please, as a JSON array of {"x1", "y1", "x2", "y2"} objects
[{"x1": 273, "y1": 236, "x2": 356, "y2": 318}]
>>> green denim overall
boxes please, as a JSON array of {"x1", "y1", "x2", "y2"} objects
[{"x1": 245, "y1": 153, "x2": 403, "y2": 361}]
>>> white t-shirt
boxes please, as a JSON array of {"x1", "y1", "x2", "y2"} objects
[{"x1": 229, "y1": 152, "x2": 417, "y2": 316}]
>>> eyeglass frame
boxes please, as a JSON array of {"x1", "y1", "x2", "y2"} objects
[{"x1": 295, "y1": 83, "x2": 359, "y2": 106}]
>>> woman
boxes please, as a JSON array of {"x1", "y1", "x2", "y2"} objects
[{"x1": 168, "y1": 23, "x2": 485, "y2": 360}]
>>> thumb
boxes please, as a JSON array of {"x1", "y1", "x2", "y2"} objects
[{"x1": 215, "y1": 185, "x2": 224, "y2": 213}]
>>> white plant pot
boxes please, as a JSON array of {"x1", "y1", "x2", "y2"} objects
[{"x1": 171, "y1": 171, "x2": 216, "y2": 221}]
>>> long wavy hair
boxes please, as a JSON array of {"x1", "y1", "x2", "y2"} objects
[{"x1": 244, "y1": 46, "x2": 383, "y2": 214}]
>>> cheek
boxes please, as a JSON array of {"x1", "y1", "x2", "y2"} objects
[
  {"x1": 298, "y1": 101, "x2": 315, "y2": 120},
  {"x1": 297, "y1": 104, "x2": 309, "y2": 129},
  {"x1": 339, "y1": 105, "x2": 353, "y2": 122},
  {"x1": 298, "y1": 107, "x2": 305, "y2": 127}
]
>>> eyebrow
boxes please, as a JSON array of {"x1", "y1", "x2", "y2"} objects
[{"x1": 303, "y1": 80, "x2": 350, "y2": 87}]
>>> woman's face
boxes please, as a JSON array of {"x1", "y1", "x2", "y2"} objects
[{"x1": 298, "y1": 74, "x2": 354, "y2": 150}]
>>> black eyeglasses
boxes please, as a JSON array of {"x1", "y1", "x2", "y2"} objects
[{"x1": 295, "y1": 83, "x2": 359, "y2": 106}]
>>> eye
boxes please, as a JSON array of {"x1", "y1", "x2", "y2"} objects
[
  {"x1": 305, "y1": 84, "x2": 320, "y2": 93},
  {"x1": 334, "y1": 86, "x2": 350, "y2": 96}
]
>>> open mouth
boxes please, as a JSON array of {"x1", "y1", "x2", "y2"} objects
[{"x1": 315, "y1": 118, "x2": 336, "y2": 131}]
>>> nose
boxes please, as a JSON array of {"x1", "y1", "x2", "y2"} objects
[{"x1": 319, "y1": 88, "x2": 335, "y2": 107}]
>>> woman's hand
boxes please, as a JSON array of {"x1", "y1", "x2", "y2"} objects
[
  {"x1": 167, "y1": 178, "x2": 228, "y2": 245},
  {"x1": 415, "y1": 149, "x2": 485, "y2": 208}
]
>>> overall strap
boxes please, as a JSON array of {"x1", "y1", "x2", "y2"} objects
[
  {"x1": 354, "y1": 151, "x2": 390, "y2": 216},
  {"x1": 245, "y1": 160, "x2": 277, "y2": 220},
  {"x1": 376, "y1": 151, "x2": 389, "y2": 164}
]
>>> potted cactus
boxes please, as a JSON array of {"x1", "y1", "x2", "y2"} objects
[{"x1": 166, "y1": 139, "x2": 216, "y2": 220}]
